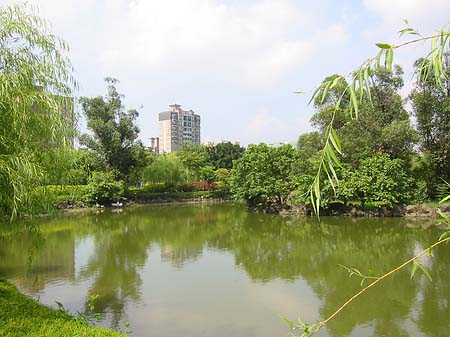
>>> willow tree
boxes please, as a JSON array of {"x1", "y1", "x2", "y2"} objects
[{"x1": 0, "y1": 3, "x2": 75, "y2": 219}]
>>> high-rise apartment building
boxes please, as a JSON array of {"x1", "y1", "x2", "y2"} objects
[{"x1": 158, "y1": 104, "x2": 201, "y2": 153}]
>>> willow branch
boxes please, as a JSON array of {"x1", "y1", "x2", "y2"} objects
[{"x1": 308, "y1": 236, "x2": 450, "y2": 335}]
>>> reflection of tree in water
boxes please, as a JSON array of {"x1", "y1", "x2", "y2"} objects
[
  {"x1": 77, "y1": 215, "x2": 151, "y2": 329},
  {"x1": 0, "y1": 222, "x2": 75, "y2": 293},
  {"x1": 2, "y1": 204, "x2": 449, "y2": 336},
  {"x1": 75, "y1": 204, "x2": 242, "y2": 328},
  {"x1": 160, "y1": 244, "x2": 202, "y2": 268},
  {"x1": 213, "y1": 213, "x2": 441, "y2": 337},
  {"x1": 416, "y1": 243, "x2": 450, "y2": 337}
]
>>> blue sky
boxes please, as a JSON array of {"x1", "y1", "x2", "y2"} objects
[{"x1": 2, "y1": 0, "x2": 450, "y2": 145}]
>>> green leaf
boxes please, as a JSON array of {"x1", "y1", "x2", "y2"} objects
[
  {"x1": 439, "y1": 194, "x2": 450, "y2": 203},
  {"x1": 438, "y1": 230, "x2": 450, "y2": 241},
  {"x1": 326, "y1": 144, "x2": 340, "y2": 165},
  {"x1": 375, "y1": 43, "x2": 392, "y2": 49},
  {"x1": 330, "y1": 128, "x2": 342, "y2": 154},
  {"x1": 386, "y1": 48, "x2": 394, "y2": 71},
  {"x1": 437, "y1": 210, "x2": 450, "y2": 224},
  {"x1": 328, "y1": 161, "x2": 338, "y2": 185},
  {"x1": 348, "y1": 84, "x2": 358, "y2": 119},
  {"x1": 308, "y1": 85, "x2": 322, "y2": 106},
  {"x1": 416, "y1": 262, "x2": 433, "y2": 282},
  {"x1": 279, "y1": 315, "x2": 295, "y2": 330},
  {"x1": 410, "y1": 262, "x2": 418, "y2": 279}
]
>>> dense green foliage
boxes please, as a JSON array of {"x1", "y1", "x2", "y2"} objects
[
  {"x1": 231, "y1": 64, "x2": 447, "y2": 211},
  {"x1": 337, "y1": 154, "x2": 412, "y2": 206},
  {"x1": 0, "y1": 3, "x2": 75, "y2": 219},
  {"x1": 1, "y1": 3, "x2": 448, "y2": 216},
  {"x1": 205, "y1": 142, "x2": 244, "y2": 169},
  {"x1": 79, "y1": 78, "x2": 149, "y2": 183},
  {"x1": 311, "y1": 66, "x2": 417, "y2": 166},
  {"x1": 85, "y1": 172, "x2": 124, "y2": 204},
  {"x1": 0, "y1": 280, "x2": 127, "y2": 337},
  {"x1": 143, "y1": 154, "x2": 187, "y2": 187},
  {"x1": 231, "y1": 144, "x2": 299, "y2": 209},
  {"x1": 410, "y1": 54, "x2": 450, "y2": 197}
]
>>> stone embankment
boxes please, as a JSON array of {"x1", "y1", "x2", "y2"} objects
[{"x1": 281, "y1": 203, "x2": 450, "y2": 218}]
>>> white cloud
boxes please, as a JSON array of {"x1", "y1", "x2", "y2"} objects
[
  {"x1": 248, "y1": 110, "x2": 288, "y2": 139},
  {"x1": 364, "y1": 0, "x2": 450, "y2": 26},
  {"x1": 26, "y1": 0, "x2": 345, "y2": 89}
]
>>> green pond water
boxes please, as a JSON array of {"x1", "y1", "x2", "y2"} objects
[{"x1": 0, "y1": 203, "x2": 449, "y2": 337}]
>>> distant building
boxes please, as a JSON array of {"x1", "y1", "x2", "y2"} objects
[
  {"x1": 149, "y1": 137, "x2": 159, "y2": 153},
  {"x1": 158, "y1": 104, "x2": 201, "y2": 153}
]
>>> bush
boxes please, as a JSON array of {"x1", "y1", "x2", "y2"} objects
[
  {"x1": 46, "y1": 185, "x2": 90, "y2": 204},
  {"x1": 141, "y1": 183, "x2": 167, "y2": 193},
  {"x1": 85, "y1": 172, "x2": 124, "y2": 204},
  {"x1": 337, "y1": 153, "x2": 412, "y2": 207}
]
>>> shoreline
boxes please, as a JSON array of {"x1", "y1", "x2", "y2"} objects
[{"x1": 0, "y1": 279, "x2": 127, "y2": 337}]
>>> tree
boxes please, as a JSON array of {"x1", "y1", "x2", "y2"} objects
[
  {"x1": 312, "y1": 66, "x2": 417, "y2": 166},
  {"x1": 288, "y1": 23, "x2": 450, "y2": 337},
  {"x1": 175, "y1": 143, "x2": 208, "y2": 180},
  {"x1": 231, "y1": 144, "x2": 299, "y2": 209},
  {"x1": 410, "y1": 54, "x2": 450, "y2": 197},
  {"x1": 143, "y1": 154, "x2": 187, "y2": 187},
  {"x1": 0, "y1": 3, "x2": 75, "y2": 219},
  {"x1": 79, "y1": 78, "x2": 147, "y2": 182},
  {"x1": 206, "y1": 142, "x2": 245, "y2": 170},
  {"x1": 337, "y1": 153, "x2": 412, "y2": 206}
]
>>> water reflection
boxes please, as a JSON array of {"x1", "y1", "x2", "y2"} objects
[{"x1": 0, "y1": 203, "x2": 448, "y2": 337}]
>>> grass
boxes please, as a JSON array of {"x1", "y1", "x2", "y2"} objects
[{"x1": 0, "y1": 280, "x2": 127, "y2": 337}]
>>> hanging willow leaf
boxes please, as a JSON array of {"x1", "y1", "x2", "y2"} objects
[
  {"x1": 0, "y1": 3, "x2": 76, "y2": 219},
  {"x1": 416, "y1": 262, "x2": 433, "y2": 282},
  {"x1": 376, "y1": 43, "x2": 392, "y2": 49},
  {"x1": 410, "y1": 262, "x2": 418, "y2": 279},
  {"x1": 306, "y1": 24, "x2": 450, "y2": 217},
  {"x1": 330, "y1": 128, "x2": 342, "y2": 154},
  {"x1": 386, "y1": 48, "x2": 394, "y2": 71},
  {"x1": 348, "y1": 84, "x2": 358, "y2": 118}
]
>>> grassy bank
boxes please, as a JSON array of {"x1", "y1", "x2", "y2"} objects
[{"x1": 0, "y1": 280, "x2": 127, "y2": 337}]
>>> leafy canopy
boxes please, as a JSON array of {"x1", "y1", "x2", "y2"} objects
[
  {"x1": 231, "y1": 144, "x2": 299, "y2": 208},
  {"x1": 79, "y1": 78, "x2": 146, "y2": 181},
  {"x1": 0, "y1": 3, "x2": 75, "y2": 219}
]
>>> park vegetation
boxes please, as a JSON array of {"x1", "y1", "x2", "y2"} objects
[
  {"x1": 0, "y1": 279, "x2": 128, "y2": 337},
  {"x1": 1, "y1": 2, "x2": 449, "y2": 220}
]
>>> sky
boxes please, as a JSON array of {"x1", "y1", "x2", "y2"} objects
[{"x1": 2, "y1": 0, "x2": 450, "y2": 146}]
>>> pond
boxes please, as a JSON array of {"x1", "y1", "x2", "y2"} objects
[{"x1": 0, "y1": 203, "x2": 448, "y2": 337}]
